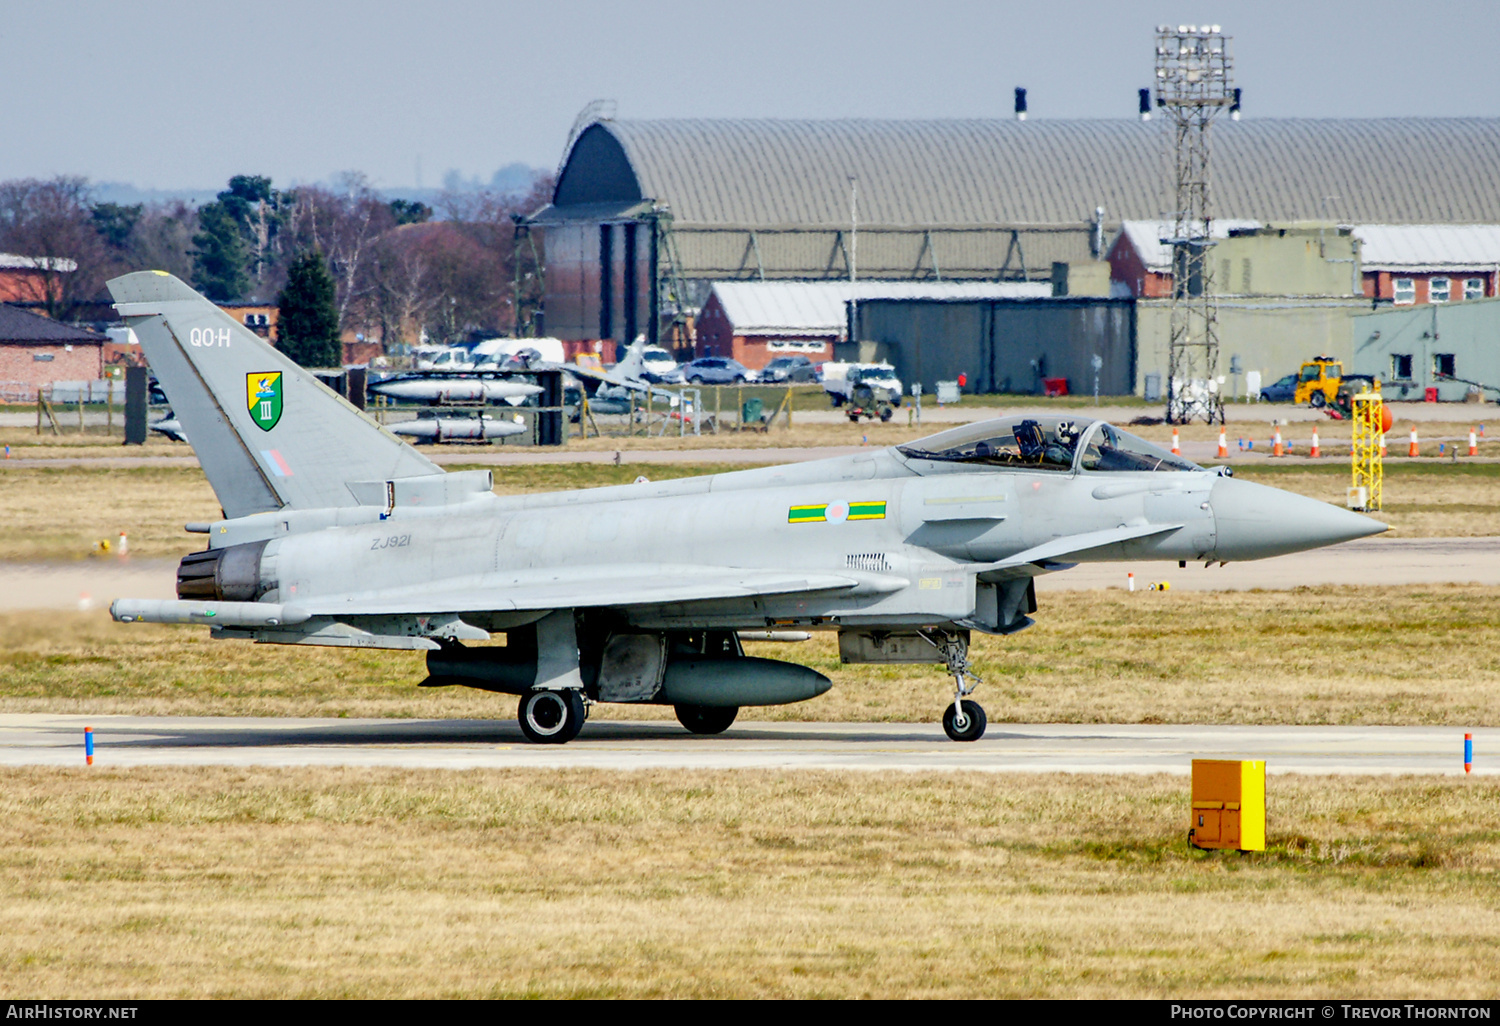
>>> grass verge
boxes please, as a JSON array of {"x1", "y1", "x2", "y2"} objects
[{"x1": 0, "y1": 768, "x2": 1495, "y2": 998}]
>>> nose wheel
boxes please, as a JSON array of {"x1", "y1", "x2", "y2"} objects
[
  {"x1": 943, "y1": 700, "x2": 987, "y2": 742},
  {"x1": 926, "y1": 630, "x2": 987, "y2": 742}
]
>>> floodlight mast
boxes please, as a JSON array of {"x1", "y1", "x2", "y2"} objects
[{"x1": 1155, "y1": 24, "x2": 1234, "y2": 425}]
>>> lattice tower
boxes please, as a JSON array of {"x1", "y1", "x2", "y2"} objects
[{"x1": 1154, "y1": 25, "x2": 1234, "y2": 424}]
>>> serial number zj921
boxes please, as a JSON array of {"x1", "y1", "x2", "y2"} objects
[{"x1": 370, "y1": 534, "x2": 412, "y2": 550}]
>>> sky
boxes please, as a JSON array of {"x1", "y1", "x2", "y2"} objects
[{"x1": 5, "y1": 0, "x2": 1498, "y2": 193}]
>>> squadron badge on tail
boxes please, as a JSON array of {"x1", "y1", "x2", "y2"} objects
[{"x1": 247, "y1": 372, "x2": 283, "y2": 431}]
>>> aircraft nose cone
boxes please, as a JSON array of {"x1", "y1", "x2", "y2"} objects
[{"x1": 1210, "y1": 476, "x2": 1387, "y2": 560}]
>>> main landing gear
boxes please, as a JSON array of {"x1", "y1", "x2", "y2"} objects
[
  {"x1": 518, "y1": 688, "x2": 587, "y2": 744},
  {"x1": 935, "y1": 631, "x2": 986, "y2": 742}
]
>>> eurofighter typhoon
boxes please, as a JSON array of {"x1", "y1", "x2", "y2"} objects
[{"x1": 108, "y1": 272, "x2": 1387, "y2": 743}]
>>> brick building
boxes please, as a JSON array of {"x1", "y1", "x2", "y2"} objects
[
  {"x1": 0, "y1": 304, "x2": 107, "y2": 399},
  {"x1": 1353, "y1": 225, "x2": 1500, "y2": 305},
  {"x1": 217, "y1": 301, "x2": 279, "y2": 340},
  {"x1": 0, "y1": 253, "x2": 76, "y2": 304},
  {"x1": 1106, "y1": 220, "x2": 1262, "y2": 297}
]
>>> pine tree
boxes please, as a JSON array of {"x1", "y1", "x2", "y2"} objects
[
  {"x1": 190, "y1": 201, "x2": 249, "y2": 300},
  {"x1": 276, "y1": 249, "x2": 341, "y2": 367}
]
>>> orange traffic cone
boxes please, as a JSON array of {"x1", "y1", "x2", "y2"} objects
[
  {"x1": 1273, "y1": 426, "x2": 1284, "y2": 457},
  {"x1": 1310, "y1": 426, "x2": 1321, "y2": 458},
  {"x1": 1379, "y1": 432, "x2": 1387, "y2": 457},
  {"x1": 1171, "y1": 427, "x2": 1181, "y2": 456},
  {"x1": 1470, "y1": 428, "x2": 1478, "y2": 457},
  {"x1": 1408, "y1": 427, "x2": 1420, "y2": 457},
  {"x1": 1216, "y1": 429, "x2": 1228, "y2": 459}
]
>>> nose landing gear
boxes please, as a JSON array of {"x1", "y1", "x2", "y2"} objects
[{"x1": 932, "y1": 631, "x2": 987, "y2": 742}]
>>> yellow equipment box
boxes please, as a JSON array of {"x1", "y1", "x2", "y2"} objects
[{"x1": 1190, "y1": 759, "x2": 1265, "y2": 851}]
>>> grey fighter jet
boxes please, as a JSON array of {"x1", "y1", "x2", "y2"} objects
[{"x1": 106, "y1": 272, "x2": 1387, "y2": 743}]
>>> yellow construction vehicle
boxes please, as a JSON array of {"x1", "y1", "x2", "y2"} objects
[{"x1": 1293, "y1": 357, "x2": 1344, "y2": 408}]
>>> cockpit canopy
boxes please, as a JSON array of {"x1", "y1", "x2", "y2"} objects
[{"x1": 897, "y1": 415, "x2": 1201, "y2": 473}]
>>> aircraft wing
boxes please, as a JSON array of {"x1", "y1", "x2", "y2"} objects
[
  {"x1": 973, "y1": 523, "x2": 1183, "y2": 581},
  {"x1": 296, "y1": 563, "x2": 906, "y2": 617}
]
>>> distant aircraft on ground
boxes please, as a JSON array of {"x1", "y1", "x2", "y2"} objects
[{"x1": 106, "y1": 272, "x2": 1386, "y2": 744}]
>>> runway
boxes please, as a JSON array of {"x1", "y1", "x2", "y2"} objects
[{"x1": 0, "y1": 714, "x2": 1486, "y2": 775}]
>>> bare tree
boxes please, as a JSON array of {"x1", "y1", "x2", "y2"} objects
[
  {"x1": 279, "y1": 175, "x2": 394, "y2": 328},
  {"x1": 0, "y1": 176, "x2": 110, "y2": 317},
  {"x1": 127, "y1": 201, "x2": 198, "y2": 280},
  {"x1": 362, "y1": 225, "x2": 436, "y2": 349}
]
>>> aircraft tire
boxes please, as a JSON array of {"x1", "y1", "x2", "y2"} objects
[
  {"x1": 518, "y1": 689, "x2": 586, "y2": 744},
  {"x1": 674, "y1": 704, "x2": 739, "y2": 735},
  {"x1": 942, "y1": 701, "x2": 987, "y2": 742}
]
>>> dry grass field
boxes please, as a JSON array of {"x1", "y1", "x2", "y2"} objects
[
  {"x1": 2, "y1": 457, "x2": 1498, "y2": 562},
  {"x1": 0, "y1": 767, "x2": 1495, "y2": 998},
  {"x1": 5, "y1": 584, "x2": 1497, "y2": 725}
]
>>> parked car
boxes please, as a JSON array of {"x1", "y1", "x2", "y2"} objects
[
  {"x1": 641, "y1": 346, "x2": 683, "y2": 384},
  {"x1": 681, "y1": 357, "x2": 752, "y2": 385},
  {"x1": 760, "y1": 355, "x2": 819, "y2": 383},
  {"x1": 1258, "y1": 373, "x2": 1298, "y2": 402},
  {"x1": 422, "y1": 346, "x2": 476, "y2": 372},
  {"x1": 822, "y1": 362, "x2": 903, "y2": 406}
]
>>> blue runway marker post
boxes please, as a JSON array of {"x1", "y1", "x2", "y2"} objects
[
  {"x1": 85, "y1": 726, "x2": 93, "y2": 766},
  {"x1": 1465, "y1": 732, "x2": 1473, "y2": 775}
]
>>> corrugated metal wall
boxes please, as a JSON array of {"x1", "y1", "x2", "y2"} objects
[{"x1": 855, "y1": 298, "x2": 1136, "y2": 396}]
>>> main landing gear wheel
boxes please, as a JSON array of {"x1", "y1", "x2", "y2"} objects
[
  {"x1": 518, "y1": 688, "x2": 587, "y2": 744},
  {"x1": 675, "y1": 704, "x2": 739, "y2": 735},
  {"x1": 942, "y1": 701, "x2": 987, "y2": 742}
]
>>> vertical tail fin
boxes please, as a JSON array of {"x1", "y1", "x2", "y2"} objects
[
  {"x1": 109, "y1": 271, "x2": 442, "y2": 518},
  {"x1": 609, "y1": 336, "x2": 648, "y2": 384}
]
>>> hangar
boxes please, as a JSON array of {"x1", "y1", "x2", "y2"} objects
[{"x1": 526, "y1": 117, "x2": 1500, "y2": 351}]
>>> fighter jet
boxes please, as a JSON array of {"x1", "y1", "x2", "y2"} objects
[
  {"x1": 106, "y1": 272, "x2": 1387, "y2": 743},
  {"x1": 564, "y1": 337, "x2": 681, "y2": 408}
]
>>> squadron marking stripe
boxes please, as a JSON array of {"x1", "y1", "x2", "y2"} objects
[{"x1": 789, "y1": 501, "x2": 885, "y2": 524}]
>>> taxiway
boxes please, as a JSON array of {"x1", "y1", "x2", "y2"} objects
[{"x1": 0, "y1": 715, "x2": 1486, "y2": 775}]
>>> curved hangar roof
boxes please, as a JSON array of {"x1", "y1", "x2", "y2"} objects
[{"x1": 548, "y1": 118, "x2": 1500, "y2": 228}]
